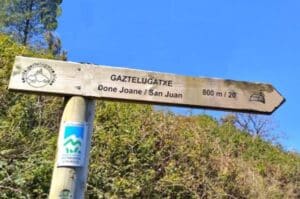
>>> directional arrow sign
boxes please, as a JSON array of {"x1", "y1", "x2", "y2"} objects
[{"x1": 9, "y1": 56, "x2": 285, "y2": 114}]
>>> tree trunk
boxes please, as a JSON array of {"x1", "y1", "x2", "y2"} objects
[{"x1": 22, "y1": 0, "x2": 34, "y2": 45}]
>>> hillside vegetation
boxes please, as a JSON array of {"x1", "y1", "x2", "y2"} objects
[{"x1": 0, "y1": 34, "x2": 299, "y2": 198}]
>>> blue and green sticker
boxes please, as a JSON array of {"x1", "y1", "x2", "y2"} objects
[{"x1": 57, "y1": 122, "x2": 86, "y2": 167}]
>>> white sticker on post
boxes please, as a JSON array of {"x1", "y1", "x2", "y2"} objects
[{"x1": 57, "y1": 122, "x2": 87, "y2": 167}]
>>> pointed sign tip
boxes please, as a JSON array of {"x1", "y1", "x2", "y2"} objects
[{"x1": 271, "y1": 96, "x2": 286, "y2": 114}]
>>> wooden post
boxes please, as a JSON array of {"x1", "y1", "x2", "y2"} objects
[{"x1": 49, "y1": 96, "x2": 95, "y2": 199}]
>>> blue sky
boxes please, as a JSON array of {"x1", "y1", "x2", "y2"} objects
[{"x1": 57, "y1": 0, "x2": 300, "y2": 152}]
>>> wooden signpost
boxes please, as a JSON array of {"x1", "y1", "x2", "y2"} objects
[
  {"x1": 10, "y1": 56, "x2": 284, "y2": 114},
  {"x1": 8, "y1": 56, "x2": 285, "y2": 198}
]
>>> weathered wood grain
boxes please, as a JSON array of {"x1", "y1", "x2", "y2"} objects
[{"x1": 9, "y1": 56, "x2": 285, "y2": 114}]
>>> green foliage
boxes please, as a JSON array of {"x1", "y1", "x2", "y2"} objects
[
  {"x1": 0, "y1": 34, "x2": 299, "y2": 198},
  {"x1": 88, "y1": 108, "x2": 300, "y2": 198},
  {"x1": 0, "y1": 0, "x2": 63, "y2": 48},
  {"x1": 0, "y1": 34, "x2": 62, "y2": 198}
]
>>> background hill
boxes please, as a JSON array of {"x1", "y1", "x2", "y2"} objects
[{"x1": 0, "y1": 34, "x2": 299, "y2": 198}]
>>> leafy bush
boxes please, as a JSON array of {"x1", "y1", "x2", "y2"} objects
[{"x1": 0, "y1": 34, "x2": 62, "y2": 198}]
